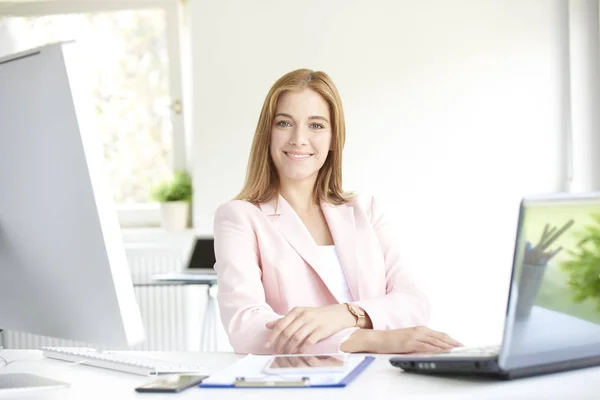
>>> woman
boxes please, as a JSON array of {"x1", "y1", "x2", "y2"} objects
[{"x1": 213, "y1": 69, "x2": 461, "y2": 355}]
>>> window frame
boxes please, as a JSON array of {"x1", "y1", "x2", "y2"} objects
[{"x1": 0, "y1": 0, "x2": 188, "y2": 228}]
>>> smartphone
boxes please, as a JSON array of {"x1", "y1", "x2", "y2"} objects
[
  {"x1": 134, "y1": 374, "x2": 208, "y2": 393},
  {"x1": 263, "y1": 354, "x2": 348, "y2": 374}
]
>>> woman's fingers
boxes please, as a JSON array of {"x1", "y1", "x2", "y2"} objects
[
  {"x1": 298, "y1": 328, "x2": 328, "y2": 354},
  {"x1": 281, "y1": 323, "x2": 315, "y2": 354},
  {"x1": 265, "y1": 320, "x2": 278, "y2": 329},
  {"x1": 421, "y1": 336, "x2": 454, "y2": 351},
  {"x1": 381, "y1": 327, "x2": 462, "y2": 354},
  {"x1": 265, "y1": 308, "x2": 302, "y2": 348},
  {"x1": 412, "y1": 341, "x2": 447, "y2": 354},
  {"x1": 265, "y1": 318, "x2": 289, "y2": 348},
  {"x1": 272, "y1": 317, "x2": 307, "y2": 354},
  {"x1": 426, "y1": 329, "x2": 462, "y2": 347}
]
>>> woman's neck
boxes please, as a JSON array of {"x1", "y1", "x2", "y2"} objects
[{"x1": 279, "y1": 179, "x2": 319, "y2": 214}]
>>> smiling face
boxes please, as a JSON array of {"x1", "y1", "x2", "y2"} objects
[{"x1": 270, "y1": 88, "x2": 332, "y2": 187}]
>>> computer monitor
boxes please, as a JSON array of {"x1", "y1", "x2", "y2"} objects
[
  {"x1": 187, "y1": 238, "x2": 216, "y2": 270},
  {"x1": 0, "y1": 42, "x2": 145, "y2": 387}
]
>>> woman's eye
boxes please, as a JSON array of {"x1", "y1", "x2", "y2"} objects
[
  {"x1": 276, "y1": 120, "x2": 291, "y2": 127},
  {"x1": 310, "y1": 123, "x2": 324, "y2": 130}
]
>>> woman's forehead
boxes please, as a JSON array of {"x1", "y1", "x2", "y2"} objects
[{"x1": 276, "y1": 88, "x2": 330, "y2": 118}]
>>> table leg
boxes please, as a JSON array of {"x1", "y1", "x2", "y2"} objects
[{"x1": 200, "y1": 284, "x2": 218, "y2": 351}]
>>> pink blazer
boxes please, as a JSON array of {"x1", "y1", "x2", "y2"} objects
[{"x1": 213, "y1": 194, "x2": 430, "y2": 354}]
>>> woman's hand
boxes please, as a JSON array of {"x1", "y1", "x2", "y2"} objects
[
  {"x1": 265, "y1": 304, "x2": 356, "y2": 354},
  {"x1": 341, "y1": 326, "x2": 462, "y2": 354},
  {"x1": 379, "y1": 326, "x2": 462, "y2": 353}
]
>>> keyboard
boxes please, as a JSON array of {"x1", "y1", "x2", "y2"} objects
[{"x1": 42, "y1": 347, "x2": 206, "y2": 376}]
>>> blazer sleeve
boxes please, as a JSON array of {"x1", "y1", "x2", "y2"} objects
[
  {"x1": 214, "y1": 201, "x2": 358, "y2": 354},
  {"x1": 353, "y1": 196, "x2": 431, "y2": 330}
]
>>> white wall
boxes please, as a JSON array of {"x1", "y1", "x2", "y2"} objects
[
  {"x1": 0, "y1": 19, "x2": 16, "y2": 56},
  {"x1": 568, "y1": 0, "x2": 600, "y2": 192},
  {"x1": 189, "y1": 0, "x2": 568, "y2": 345}
]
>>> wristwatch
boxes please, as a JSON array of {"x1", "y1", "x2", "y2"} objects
[{"x1": 345, "y1": 303, "x2": 365, "y2": 328}]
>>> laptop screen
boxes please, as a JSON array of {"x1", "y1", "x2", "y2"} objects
[
  {"x1": 187, "y1": 238, "x2": 216, "y2": 269},
  {"x1": 503, "y1": 195, "x2": 600, "y2": 369}
]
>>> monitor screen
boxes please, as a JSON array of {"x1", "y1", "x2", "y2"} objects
[
  {"x1": 0, "y1": 42, "x2": 144, "y2": 348},
  {"x1": 503, "y1": 194, "x2": 600, "y2": 369},
  {"x1": 187, "y1": 238, "x2": 216, "y2": 269}
]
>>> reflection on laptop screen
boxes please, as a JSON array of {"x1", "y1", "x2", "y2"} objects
[
  {"x1": 506, "y1": 196, "x2": 600, "y2": 368},
  {"x1": 187, "y1": 238, "x2": 216, "y2": 269}
]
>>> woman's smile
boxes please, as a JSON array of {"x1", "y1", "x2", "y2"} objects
[{"x1": 284, "y1": 150, "x2": 314, "y2": 161}]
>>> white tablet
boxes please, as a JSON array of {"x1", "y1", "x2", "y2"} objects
[{"x1": 262, "y1": 354, "x2": 348, "y2": 374}]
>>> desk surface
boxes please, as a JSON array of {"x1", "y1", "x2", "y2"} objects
[
  {"x1": 134, "y1": 271, "x2": 218, "y2": 286},
  {"x1": 1, "y1": 350, "x2": 599, "y2": 399}
]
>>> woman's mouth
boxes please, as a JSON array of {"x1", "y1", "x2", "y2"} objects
[{"x1": 284, "y1": 151, "x2": 313, "y2": 161}]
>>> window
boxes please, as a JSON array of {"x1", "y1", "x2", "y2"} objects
[{"x1": 0, "y1": 1, "x2": 186, "y2": 226}]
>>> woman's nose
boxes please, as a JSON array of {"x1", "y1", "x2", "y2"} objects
[{"x1": 289, "y1": 125, "x2": 309, "y2": 146}]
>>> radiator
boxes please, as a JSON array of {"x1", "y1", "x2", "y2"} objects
[{"x1": 1, "y1": 241, "x2": 203, "y2": 351}]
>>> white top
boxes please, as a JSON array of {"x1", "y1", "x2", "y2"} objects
[{"x1": 319, "y1": 245, "x2": 353, "y2": 303}]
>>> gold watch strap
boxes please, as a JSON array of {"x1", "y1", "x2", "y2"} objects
[{"x1": 346, "y1": 303, "x2": 363, "y2": 327}]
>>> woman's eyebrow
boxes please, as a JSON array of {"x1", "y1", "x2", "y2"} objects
[
  {"x1": 275, "y1": 113, "x2": 329, "y2": 124},
  {"x1": 308, "y1": 116, "x2": 329, "y2": 123},
  {"x1": 275, "y1": 112, "x2": 294, "y2": 120}
]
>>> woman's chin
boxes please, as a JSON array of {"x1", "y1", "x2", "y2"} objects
[{"x1": 281, "y1": 171, "x2": 318, "y2": 184}]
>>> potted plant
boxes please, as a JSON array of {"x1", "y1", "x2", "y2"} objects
[
  {"x1": 516, "y1": 219, "x2": 574, "y2": 319},
  {"x1": 151, "y1": 170, "x2": 193, "y2": 231}
]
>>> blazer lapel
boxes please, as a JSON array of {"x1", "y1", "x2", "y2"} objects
[
  {"x1": 259, "y1": 195, "x2": 353, "y2": 303},
  {"x1": 321, "y1": 201, "x2": 360, "y2": 301}
]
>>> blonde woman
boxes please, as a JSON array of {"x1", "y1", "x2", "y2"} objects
[{"x1": 214, "y1": 69, "x2": 460, "y2": 355}]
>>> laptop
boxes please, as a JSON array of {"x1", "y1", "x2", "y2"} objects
[
  {"x1": 390, "y1": 193, "x2": 600, "y2": 379},
  {"x1": 152, "y1": 237, "x2": 217, "y2": 282}
]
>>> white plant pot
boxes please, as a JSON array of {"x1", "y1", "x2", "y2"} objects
[
  {"x1": 516, "y1": 263, "x2": 548, "y2": 320},
  {"x1": 159, "y1": 201, "x2": 189, "y2": 231}
]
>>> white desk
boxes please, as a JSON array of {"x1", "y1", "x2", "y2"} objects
[{"x1": 1, "y1": 350, "x2": 599, "y2": 399}]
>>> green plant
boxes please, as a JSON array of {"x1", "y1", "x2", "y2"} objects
[
  {"x1": 151, "y1": 170, "x2": 193, "y2": 203},
  {"x1": 561, "y1": 213, "x2": 600, "y2": 311}
]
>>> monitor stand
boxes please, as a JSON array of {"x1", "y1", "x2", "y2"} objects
[
  {"x1": 0, "y1": 373, "x2": 69, "y2": 393},
  {"x1": 0, "y1": 346, "x2": 69, "y2": 393}
]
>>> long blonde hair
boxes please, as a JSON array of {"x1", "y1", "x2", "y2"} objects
[{"x1": 235, "y1": 69, "x2": 353, "y2": 205}]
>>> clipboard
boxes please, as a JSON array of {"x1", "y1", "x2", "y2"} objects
[{"x1": 200, "y1": 354, "x2": 375, "y2": 388}]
